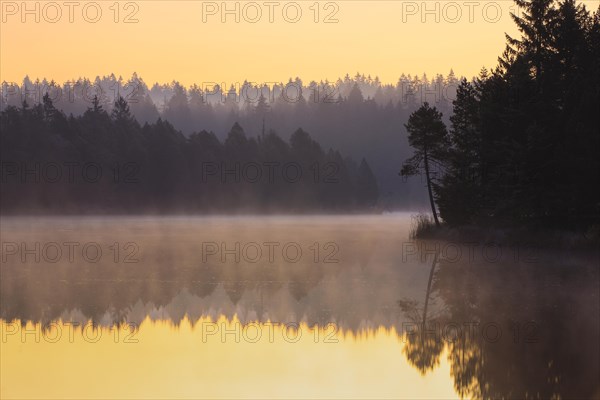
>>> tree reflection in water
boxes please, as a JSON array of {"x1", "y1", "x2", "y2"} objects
[{"x1": 398, "y1": 244, "x2": 599, "y2": 399}]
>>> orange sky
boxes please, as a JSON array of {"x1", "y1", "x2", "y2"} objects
[{"x1": 1, "y1": 1, "x2": 597, "y2": 85}]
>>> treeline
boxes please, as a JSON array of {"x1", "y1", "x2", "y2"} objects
[
  {"x1": 1, "y1": 71, "x2": 459, "y2": 126},
  {"x1": 403, "y1": 0, "x2": 600, "y2": 230},
  {"x1": 0, "y1": 96, "x2": 379, "y2": 213},
  {"x1": 2, "y1": 71, "x2": 460, "y2": 207}
]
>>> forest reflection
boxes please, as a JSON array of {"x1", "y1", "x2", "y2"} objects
[
  {"x1": 398, "y1": 249, "x2": 599, "y2": 399},
  {"x1": 1, "y1": 216, "x2": 598, "y2": 399}
]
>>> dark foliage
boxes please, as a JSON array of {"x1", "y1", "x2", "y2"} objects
[
  {"x1": 430, "y1": 0, "x2": 599, "y2": 230},
  {"x1": 0, "y1": 96, "x2": 379, "y2": 214},
  {"x1": 2, "y1": 72, "x2": 459, "y2": 209}
]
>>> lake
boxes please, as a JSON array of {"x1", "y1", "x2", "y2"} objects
[{"x1": 1, "y1": 214, "x2": 598, "y2": 399}]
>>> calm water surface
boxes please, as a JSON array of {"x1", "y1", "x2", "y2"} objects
[{"x1": 1, "y1": 214, "x2": 598, "y2": 399}]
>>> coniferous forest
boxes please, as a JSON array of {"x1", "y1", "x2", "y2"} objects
[
  {"x1": 2, "y1": 1, "x2": 600, "y2": 399},
  {"x1": 403, "y1": 0, "x2": 600, "y2": 231},
  {"x1": 0, "y1": 94, "x2": 379, "y2": 213},
  {"x1": 1, "y1": 0, "x2": 598, "y2": 228}
]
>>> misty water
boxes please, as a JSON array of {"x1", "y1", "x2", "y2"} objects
[{"x1": 1, "y1": 214, "x2": 598, "y2": 399}]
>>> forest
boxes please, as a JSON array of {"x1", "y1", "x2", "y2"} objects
[
  {"x1": 1, "y1": 70, "x2": 458, "y2": 210},
  {"x1": 401, "y1": 0, "x2": 599, "y2": 230},
  {"x1": 1, "y1": 0, "x2": 598, "y2": 225},
  {"x1": 0, "y1": 95, "x2": 379, "y2": 213}
]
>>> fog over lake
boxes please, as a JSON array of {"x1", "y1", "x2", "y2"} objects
[{"x1": 1, "y1": 214, "x2": 598, "y2": 399}]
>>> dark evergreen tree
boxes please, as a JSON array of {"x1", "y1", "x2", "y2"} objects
[
  {"x1": 432, "y1": 0, "x2": 599, "y2": 229},
  {"x1": 400, "y1": 103, "x2": 449, "y2": 226}
]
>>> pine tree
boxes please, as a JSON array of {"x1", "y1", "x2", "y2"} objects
[
  {"x1": 112, "y1": 95, "x2": 134, "y2": 125},
  {"x1": 400, "y1": 102, "x2": 449, "y2": 226},
  {"x1": 255, "y1": 92, "x2": 270, "y2": 116},
  {"x1": 436, "y1": 79, "x2": 482, "y2": 225}
]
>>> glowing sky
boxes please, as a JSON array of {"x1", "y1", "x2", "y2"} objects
[{"x1": 0, "y1": 1, "x2": 596, "y2": 85}]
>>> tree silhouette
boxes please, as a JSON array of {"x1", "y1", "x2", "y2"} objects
[
  {"x1": 432, "y1": 0, "x2": 599, "y2": 229},
  {"x1": 436, "y1": 79, "x2": 482, "y2": 225},
  {"x1": 111, "y1": 95, "x2": 134, "y2": 125},
  {"x1": 0, "y1": 94, "x2": 379, "y2": 213},
  {"x1": 400, "y1": 103, "x2": 449, "y2": 226}
]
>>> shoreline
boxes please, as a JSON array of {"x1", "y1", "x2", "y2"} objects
[{"x1": 411, "y1": 218, "x2": 600, "y2": 252}]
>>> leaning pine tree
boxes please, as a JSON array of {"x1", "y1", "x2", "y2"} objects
[{"x1": 400, "y1": 102, "x2": 449, "y2": 227}]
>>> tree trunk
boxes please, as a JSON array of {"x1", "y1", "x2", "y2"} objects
[
  {"x1": 423, "y1": 149, "x2": 441, "y2": 227},
  {"x1": 422, "y1": 251, "x2": 439, "y2": 327}
]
